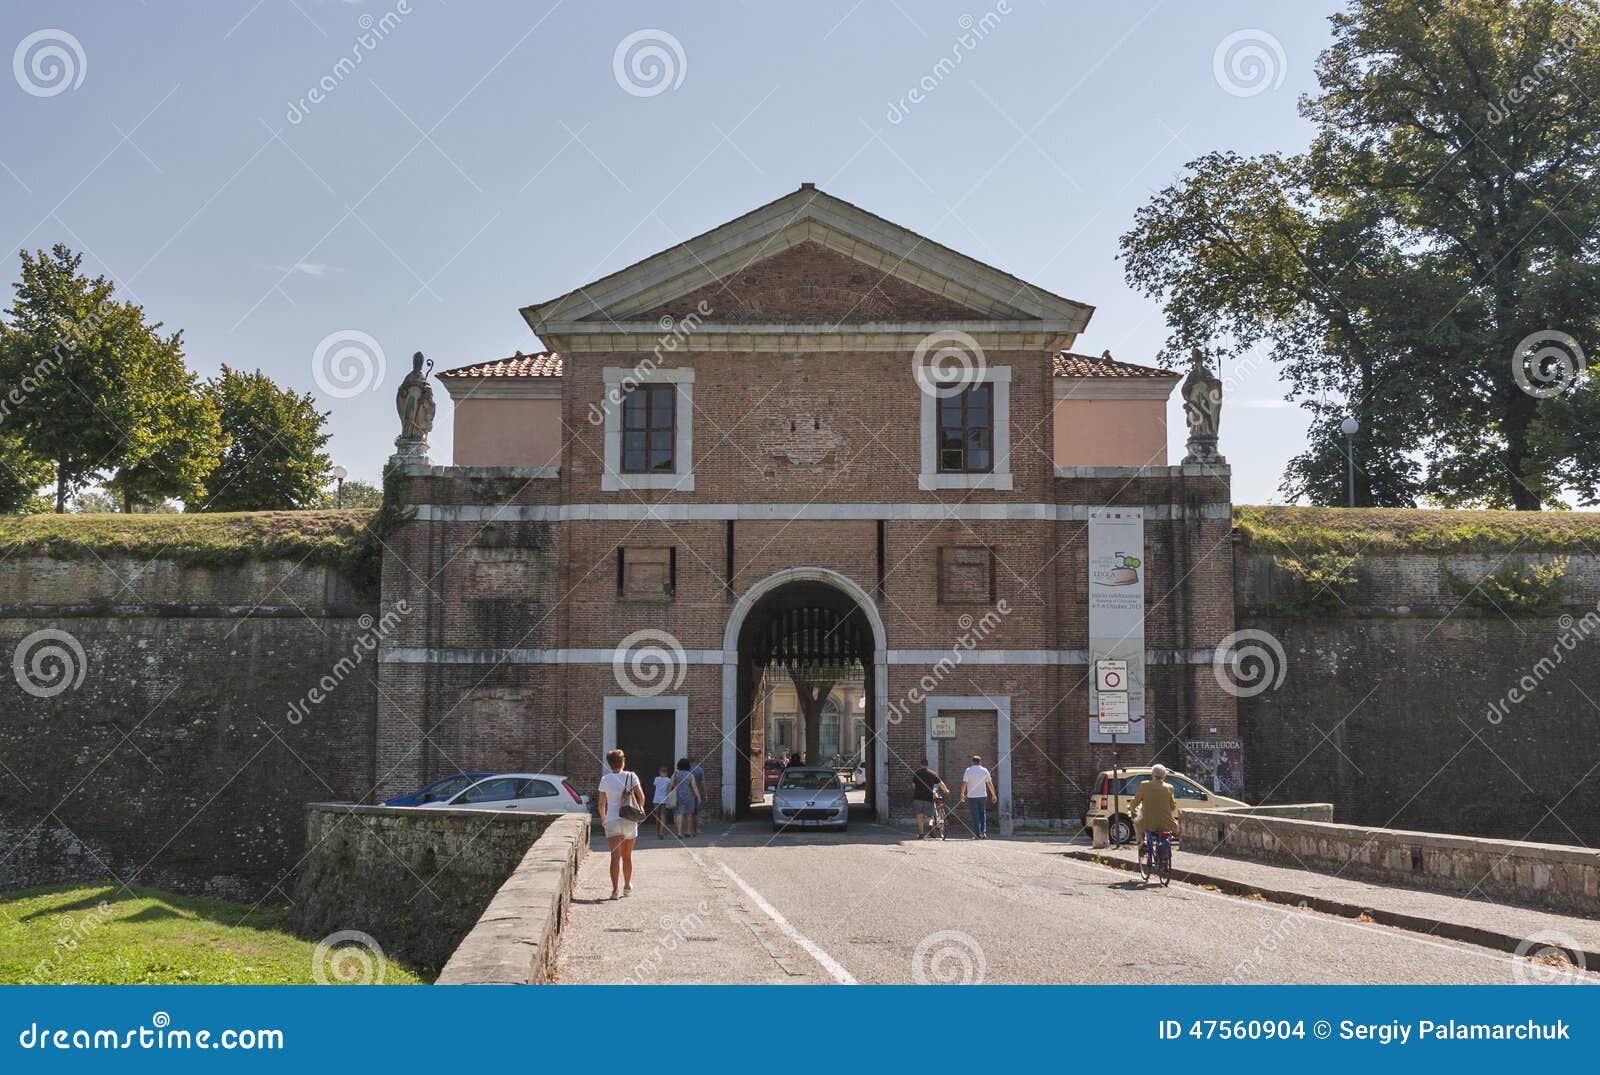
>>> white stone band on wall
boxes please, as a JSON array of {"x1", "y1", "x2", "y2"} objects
[
  {"x1": 411, "y1": 501, "x2": 1233, "y2": 522},
  {"x1": 378, "y1": 647, "x2": 1224, "y2": 666}
]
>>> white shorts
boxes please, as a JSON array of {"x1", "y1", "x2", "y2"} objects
[{"x1": 604, "y1": 818, "x2": 639, "y2": 840}]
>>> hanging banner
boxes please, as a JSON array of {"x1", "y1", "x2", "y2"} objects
[{"x1": 1088, "y1": 507, "x2": 1146, "y2": 743}]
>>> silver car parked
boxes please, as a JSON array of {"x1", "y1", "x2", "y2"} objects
[{"x1": 771, "y1": 766, "x2": 848, "y2": 832}]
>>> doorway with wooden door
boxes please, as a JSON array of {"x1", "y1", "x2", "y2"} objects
[
  {"x1": 934, "y1": 709, "x2": 999, "y2": 838},
  {"x1": 615, "y1": 708, "x2": 676, "y2": 820}
]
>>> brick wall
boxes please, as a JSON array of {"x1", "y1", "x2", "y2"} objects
[
  {"x1": 0, "y1": 557, "x2": 377, "y2": 900},
  {"x1": 1236, "y1": 548, "x2": 1600, "y2": 846}
]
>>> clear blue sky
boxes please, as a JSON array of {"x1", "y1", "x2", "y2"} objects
[{"x1": 1, "y1": 1, "x2": 1339, "y2": 502}]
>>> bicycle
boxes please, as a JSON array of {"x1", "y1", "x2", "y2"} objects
[
  {"x1": 1139, "y1": 829, "x2": 1174, "y2": 886},
  {"x1": 926, "y1": 792, "x2": 949, "y2": 841}
]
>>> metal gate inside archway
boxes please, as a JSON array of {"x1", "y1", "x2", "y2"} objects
[{"x1": 733, "y1": 580, "x2": 877, "y2": 820}]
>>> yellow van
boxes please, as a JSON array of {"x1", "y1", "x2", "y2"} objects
[{"x1": 1085, "y1": 767, "x2": 1248, "y2": 843}]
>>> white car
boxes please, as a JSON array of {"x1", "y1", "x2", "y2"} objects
[
  {"x1": 419, "y1": 773, "x2": 589, "y2": 813},
  {"x1": 771, "y1": 766, "x2": 849, "y2": 832}
]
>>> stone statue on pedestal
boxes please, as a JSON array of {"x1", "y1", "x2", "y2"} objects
[
  {"x1": 1181, "y1": 348, "x2": 1225, "y2": 465},
  {"x1": 393, "y1": 351, "x2": 435, "y2": 462}
]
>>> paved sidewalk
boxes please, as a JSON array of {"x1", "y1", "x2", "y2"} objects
[
  {"x1": 557, "y1": 828, "x2": 830, "y2": 984},
  {"x1": 1070, "y1": 843, "x2": 1600, "y2": 966}
]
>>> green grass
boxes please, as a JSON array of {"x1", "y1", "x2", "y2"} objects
[
  {"x1": 0, "y1": 883, "x2": 425, "y2": 985},
  {"x1": 0, "y1": 510, "x2": 376, "y2": 567},
  {"x1": 1234, "y1": 505, "x2": 1600, "y2": 554}
]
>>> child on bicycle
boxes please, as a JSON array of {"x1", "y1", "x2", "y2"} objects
[{"x1": 1131, "y1": 763, "x2": 1180, "y2": 860}]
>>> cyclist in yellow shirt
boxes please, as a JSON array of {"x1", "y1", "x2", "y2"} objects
[{"x1": 1131, "y1": 763, "x2": 1180, "y2": 860}]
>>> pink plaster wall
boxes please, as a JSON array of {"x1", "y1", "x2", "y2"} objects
[
  {"x1": 1053, "y1": 397, "x2": 1168, "y2": 467},
  {"x1": 452, "y1": 397, "x2": 562, "y2": 467}
]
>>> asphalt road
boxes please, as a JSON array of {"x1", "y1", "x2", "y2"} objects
[{"x1": 557, "y1": 820, "x2": 1558, "y2": 985}]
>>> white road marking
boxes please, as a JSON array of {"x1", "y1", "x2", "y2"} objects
[{"x1": 716, "y1": 861, "x2": 858, "y2": 985}]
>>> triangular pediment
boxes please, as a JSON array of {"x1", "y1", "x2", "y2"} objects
[
  {"x1": 623, "y1": 240, "x2": 987, "y2": 324},
  {"x1": 523, "y1": 186, "x2": 1094, "y2": 348}
]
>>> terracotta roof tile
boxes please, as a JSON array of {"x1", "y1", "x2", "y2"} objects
[
  {"x1": 436, "y1": 351, "x2": 564, "y2": 378},
  {"x1": 1052, "y1": 351, "x2": 1174, "y2": 378}
]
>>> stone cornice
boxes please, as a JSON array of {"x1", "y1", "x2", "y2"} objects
[
  {"x1": 439, "y1": 379, "x2": 561, "y2": 401},
  {"x1": 1053, "y1": 376, "x2": 1179, "y2": 401},
  {"x1": 540, "y1": 320, "x2": 1077, "y2": 353}
]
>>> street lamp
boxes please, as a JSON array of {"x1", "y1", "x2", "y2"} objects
[
  {"x1": 332, "y1": 465, "x2": 348, "y2": 508},
  {"x1": 1339, "y1": 418, "x2": 1358, "y2": 508}
]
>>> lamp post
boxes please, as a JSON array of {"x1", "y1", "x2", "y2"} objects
[
  {"x1": 332, "y1": 465, "x2": 348, "y2": 509},
  {"x1": 1339, "y1": 418, "x2": 1358, "y2": 508}
]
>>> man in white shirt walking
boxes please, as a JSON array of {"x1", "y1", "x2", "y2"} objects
[{"x1": 960, "y1": 755, "x2": 998, "y2": 839}]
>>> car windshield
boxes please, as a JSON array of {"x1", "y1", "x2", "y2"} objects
[{"x1": 779, "y1": 771, "x2": 841, "y2": 791}]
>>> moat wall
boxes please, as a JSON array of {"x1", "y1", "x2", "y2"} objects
[
  {"x1": 0, "y1": 556, "x2": 380, "y2": 900},
  {"x1": 1235, "y1": 549, "x2": 1600, "y2": 847}
]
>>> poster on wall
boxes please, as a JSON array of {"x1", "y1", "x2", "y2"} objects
[
  {"x1": 1087, "y1": 507, "x2": 1145, "y2": 744},
  {"x1": 1182, "y1": 739, "x2": 1245, "y2": 798}
]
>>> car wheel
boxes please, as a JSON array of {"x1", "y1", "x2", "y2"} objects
[{"x1": 1109, "y1": 815, "x2": 1135, "y2": 845}]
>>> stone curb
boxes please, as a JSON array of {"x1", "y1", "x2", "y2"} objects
[
  {"x1": 1066, "y1": 850, "x2": 1600, "y2": 974},
  {"x1": 435, "y1": 814, "x2": 590, "y2": 985}
]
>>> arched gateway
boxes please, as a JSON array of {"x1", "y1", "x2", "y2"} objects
[{"x1": 720, "y1": 569, "x2": 889, "y2": 821}]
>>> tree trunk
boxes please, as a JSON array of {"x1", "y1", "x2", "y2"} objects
[
  {"x1": 1502, "y1": 387, "x2": 1542, "y2": 511},
  {"x1": 54, "y1": 465, "x2": 66, "y2": 513},
  {"x1": 789, "y1": 671, "x2": 838, "y2": 766}
]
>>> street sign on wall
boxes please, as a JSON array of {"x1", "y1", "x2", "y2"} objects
[
  {"x1": 1097, "y1": 689, "x2": 1130, "y2": 734},
  {"x1": 1095, "y1": 659, "x2": 1128, "y2": 693},
  {"x1": 930, "y1": 715, "x2": 957, "y2": 740},
  {"x1": 1088, "y1": 508, "x2": 1146, "y2": 743}
]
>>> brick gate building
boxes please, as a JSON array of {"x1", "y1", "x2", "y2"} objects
[{"x1": 376, "y1": 185, "x2": 1237, "y2": 833}]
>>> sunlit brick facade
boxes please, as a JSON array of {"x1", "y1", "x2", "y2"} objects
[{"x1": 376, "y1": 186, "x2": 1237, "y2": 831}]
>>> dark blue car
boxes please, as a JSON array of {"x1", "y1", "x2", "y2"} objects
[{"x1": 382, "y1": 772, "x2": 495, "y2": 807}]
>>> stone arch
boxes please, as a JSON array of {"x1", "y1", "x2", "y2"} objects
[{"x1": 720, "y1": 567, "x2": 889, "y2": 821}]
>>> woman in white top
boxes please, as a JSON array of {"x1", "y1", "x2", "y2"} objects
[{"x1": 596, "y1": 748, "x2": 645, "y2": 899}]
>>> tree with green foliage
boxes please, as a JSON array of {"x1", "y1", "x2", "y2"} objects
[
  {"x1": 106, "y1": 360, "x2": 226, "y2": 513},
  {"x1": 1121, "y1": 0, "x2": 1600, "y2": 509},
  {"x1": 334, "y1": 478, "x2": 384, "y2": 509},
  {"x1": 0, "y1": 245, "x2": 214, "y2": 512},
  {"x1": 0, "y1": 432, "x2": 53, "y2": 513},
  {"x1": 198, "y1": 366, "x2": 332, "y2": 511}
]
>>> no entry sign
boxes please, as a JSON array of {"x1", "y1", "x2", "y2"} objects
[{"x1": 1095, "y1": 659, "x2": 1127, "y2": 693}]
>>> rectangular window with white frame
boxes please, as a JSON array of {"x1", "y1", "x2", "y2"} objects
[
  {"x1": 920, "y1": 366, "x2": 1011, "y2": 490},
  {"x1": 602, "y1": 367, "x2": 694, "y2": 491}
]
